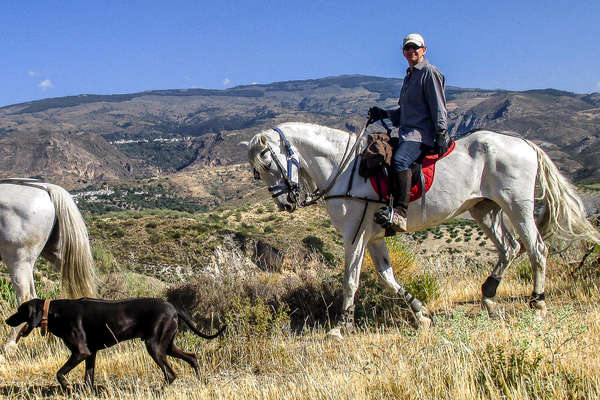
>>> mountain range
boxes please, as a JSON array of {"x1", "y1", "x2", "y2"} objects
[{"x1": 1, "y1": 75, "x2": 598, "y2": 192}]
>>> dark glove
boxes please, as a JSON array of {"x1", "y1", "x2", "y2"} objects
[
  {"x1": 368, "y1": 107, "x2": 388, "y2": 123},
  {"x1": 435, "y1": 131, "x2": 451, "y2": 156}
]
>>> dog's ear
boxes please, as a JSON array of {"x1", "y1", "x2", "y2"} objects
[
  {"x1": 5, "y1": 310, "x2": 24, "y2": 327},
  {"x1": 5, "y1": 300, "x2": 43, "y2": 333},
  {"x1": 27, "y1": 300, "x2": 45, "y2": 329}
]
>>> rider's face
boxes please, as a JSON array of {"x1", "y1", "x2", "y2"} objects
[{"x1": 403, "y1": 45, "x2": 426, "y2": 67}]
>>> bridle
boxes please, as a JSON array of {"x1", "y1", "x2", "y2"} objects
[
  {"x1": 254, "y1": 120, "x2": 393, "y2": 244},
  {"x1": 255, "y1": 127, "x2": 302, "y2": 206},
  {"x1": 253, "y1": 121, "x2": 372, "y2": 209}
]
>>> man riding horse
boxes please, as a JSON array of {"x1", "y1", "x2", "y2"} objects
[{"x1": 368, "y1": 33, "x2": 451, "y2": 232}]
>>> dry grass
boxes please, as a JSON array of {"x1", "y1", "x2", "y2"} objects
[
  {"x1": 1, "y1": 211, "x2": 599, "y2": 399},
  {"x1": 2, "y1": 295, "x2": 600, "y2": 399},
  {"x1": 2, "y1": 255, "x2": 600, "y2": 399}
]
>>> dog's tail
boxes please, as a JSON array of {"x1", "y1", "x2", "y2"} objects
[{"x1": 177, "y1": 311, "x2": 226, "y2": 339}]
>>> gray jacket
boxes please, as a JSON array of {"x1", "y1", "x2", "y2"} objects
[{"x1": 389, "y1": 59, "x2": 447, "y2": 147}]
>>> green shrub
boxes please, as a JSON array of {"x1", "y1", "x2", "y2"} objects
[
  {"x1": 406, "y1": 271, "x2": 440, "y2": 305},
  {"x1": 0, "y1": 277, "x2": 15, "y2": 306},
  {"x1": 149, "y1": 232, "x2": 162, "y2": 244},
  {"x1": 224, "y1": 297, "x2": 290, "y2": 338},
  {"x1": 168, "y1": 231, "x2": 182, "y2": 239},
  {"x1": 145, "y1": 221, "x2": 158, "y2": 229},
  {"x1": 302, "y1": 236, "x2": 336, "y2": 265},
  {"x1": 111, "y1": 227, "x2": 126, "y2": 238},
  {"x1": 515, "y1": 259, "x2": 532, "y2": 282},
  {"x1": 477, "y1": 343, "x2": 543, "y2": 398},
  {"x1": 93, "y1": 243, "x2": 115, "y2": 274}
]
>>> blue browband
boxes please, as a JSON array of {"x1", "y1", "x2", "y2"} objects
[{"x1": 272, "y1": 127, "x2": 301, "y2": 180}]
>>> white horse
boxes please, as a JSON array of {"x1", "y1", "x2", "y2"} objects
[
  {"x1": 0, "y1": 179, "x2": 96, "y2": 352},
  {"x1": 245, "y1": 122, "x2": 600, "y2": 339}
]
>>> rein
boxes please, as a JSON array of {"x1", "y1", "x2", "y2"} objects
[
  {"x1": 303, "y1": 120, "x2": 372, "y2": 206},
  {"x1": 262, "y1": 120, "x2": 384, "y2": 209},
  {"x1": 262, "y1": 121, "x2": 388, "y2": 244}
]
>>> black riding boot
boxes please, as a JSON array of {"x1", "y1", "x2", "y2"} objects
[
  {"x1": 374, "y1": 169, "x2": 411, "y2": 232},
  {"x1": 392, "y1": 169, "x2": 411, "y2": 219}
]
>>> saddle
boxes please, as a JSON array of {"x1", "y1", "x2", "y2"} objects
[{"x1": 359, "y1": 133, "x2": 456, "y2": 203}]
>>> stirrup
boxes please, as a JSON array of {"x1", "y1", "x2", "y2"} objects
[{"x1": 374, "y1": 207, "x2": 406, "y2": 232}]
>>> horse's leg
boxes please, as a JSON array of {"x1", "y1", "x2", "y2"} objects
[
  {"x1": 469, "y1": 199, "x2": 521, "y2": 318},
  {"x1": 326, "y1": 234, "x2": 367, "y2": 340},
  {"x1": 367, "y1": 238, "x2": 431, "y2": 329},
  {"x1": 501, "y1": 200, "x2": 548, "y2": 317},
  {"x1": 1, "y1": 249, "x2": 37, "y2": 353}
]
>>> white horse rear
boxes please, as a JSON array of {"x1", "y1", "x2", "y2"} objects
[{"x1": 0, "y1": 179, "x2": 96, "y2": 352}]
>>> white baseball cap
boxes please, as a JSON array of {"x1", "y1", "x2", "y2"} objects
[{"x1": 403, "y1": 33, "x2": 425, "y2": 48}]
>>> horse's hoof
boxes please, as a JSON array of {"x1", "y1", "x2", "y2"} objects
[
  {"x1": 482, "y1": 297, "x2": 502, "y2": 319},
  {"x1": 327, "y1": 327, "x2": 343, "y2": 341},
  {"x1": 415, "y1": 312, "x2": 431, "y2": 330},
  {"x1": 532, "y1": 300, "x2": 547, "y2": 319},
  {"x1": 412, "y1": 305, "x2": 432, "y2": 330}
]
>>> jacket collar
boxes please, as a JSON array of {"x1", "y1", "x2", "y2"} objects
[{"x1": 406, "y1": 58, "x2": 430, "y2": 74}]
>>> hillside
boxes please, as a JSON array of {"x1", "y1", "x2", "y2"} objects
[
  {"x1": 1, "y1": 195, "x2": 599, "y2": 399},
  {"x1": 0, "y1": 76, "x2": 599, "y2": 196}
]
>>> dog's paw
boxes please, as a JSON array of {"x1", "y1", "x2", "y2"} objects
[
  {"x1": 1, "y1": 341, "x2": 18, "y2": 356},
  {"x1": 326, "y1": 327, "x2": 343, "y2": 341}
]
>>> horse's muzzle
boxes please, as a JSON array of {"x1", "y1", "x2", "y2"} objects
[
  {"x1": 283, "y1": 202, "x2": 296, "y2": 212},
  {"x1": 274, "y1": 195, "x2": 296, "y2": 212}
]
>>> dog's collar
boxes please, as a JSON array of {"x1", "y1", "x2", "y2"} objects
[{"x1": 40, "y1": 299, "x2": 51, "y2": 336}]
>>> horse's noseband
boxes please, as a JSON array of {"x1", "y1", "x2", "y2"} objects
[{"x1": 259, "y1": 128, "x2": 302, "y2": 207}]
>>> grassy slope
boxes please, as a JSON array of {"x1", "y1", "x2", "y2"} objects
[
  {"x1": 1, "y1": 267, "x2": 599, "y2": 399},
  {"x1": 0, "y1": 194, "x2": 599, "y2": 399}
]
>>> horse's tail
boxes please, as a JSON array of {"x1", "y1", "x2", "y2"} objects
[
  {"x1": 46, "y1": 184, "x2": 97, "y2": 298},
  {"x1": 525, "y1": 140, "x2": 600, "y2": 244}
]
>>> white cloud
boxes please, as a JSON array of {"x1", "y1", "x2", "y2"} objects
[
  {"x1": 597, "y1": 81, "x2": 600, "y2": 88},
  {"x1": 28, "y1": 70, "x2": 39, "y2": 77},
  {"x1": 39, "y1": 79, "x2": 53, "y2": 91},
  {"x1": 223, "y1": 78, "x2": 231, "y2": 86}
]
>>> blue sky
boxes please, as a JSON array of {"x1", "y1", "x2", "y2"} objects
[{"x1": 2, "y1": 0, "x2": 599, "y2": 107}]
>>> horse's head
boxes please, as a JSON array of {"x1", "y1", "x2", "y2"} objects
[{"x1": 244, "y1": 132, "x2": 299, "y2": 212}]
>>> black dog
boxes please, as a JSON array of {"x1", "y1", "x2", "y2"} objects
[{"x1": 6, "y1": 298, "x2": 226, "y2": 389}]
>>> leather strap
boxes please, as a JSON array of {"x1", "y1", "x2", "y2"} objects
[{"x1": 40, "y1": 299, "x2": 51, "y2": 336}]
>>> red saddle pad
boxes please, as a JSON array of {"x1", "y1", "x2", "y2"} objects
[{"x1": 370, "y1": 141, "x2": 456, "y2": 202}]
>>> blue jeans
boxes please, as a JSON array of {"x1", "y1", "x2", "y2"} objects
[{"x1": 391, "y1": 140, "x2": 423, "y2": 172}]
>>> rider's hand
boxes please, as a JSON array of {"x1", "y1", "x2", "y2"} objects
[
  {"x1": 436, "y1": 131, "x2": 451, "y2": 156},
  {"x1": 368, "y1": 107, "x2": 388, "y2": 123}
]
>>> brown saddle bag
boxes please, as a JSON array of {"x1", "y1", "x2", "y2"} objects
[{"x1": 359, "y1": 132, "x2": 393, "y2": 178}]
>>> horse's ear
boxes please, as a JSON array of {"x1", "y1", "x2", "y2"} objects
[
  {"x1": 239, "y1": 141, "x2": 249, "y2": 148},
  {"x1": 258, "y1": 134, "x2": 268, "y2": 146}
]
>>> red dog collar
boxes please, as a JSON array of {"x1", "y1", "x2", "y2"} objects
[{"x1": 40, "y1": 299, "x2": 51, "y2": 336}]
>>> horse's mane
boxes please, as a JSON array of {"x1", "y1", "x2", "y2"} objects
[
  {"x1": 248, "y1": 123, "x2": 340, "y2": 195},
  {"x1": 248, "y1": 122, "x2": 353, "y2": 171},
  {"x1": 248, "y1": 134, "x2": 270, "y2": 173}
]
